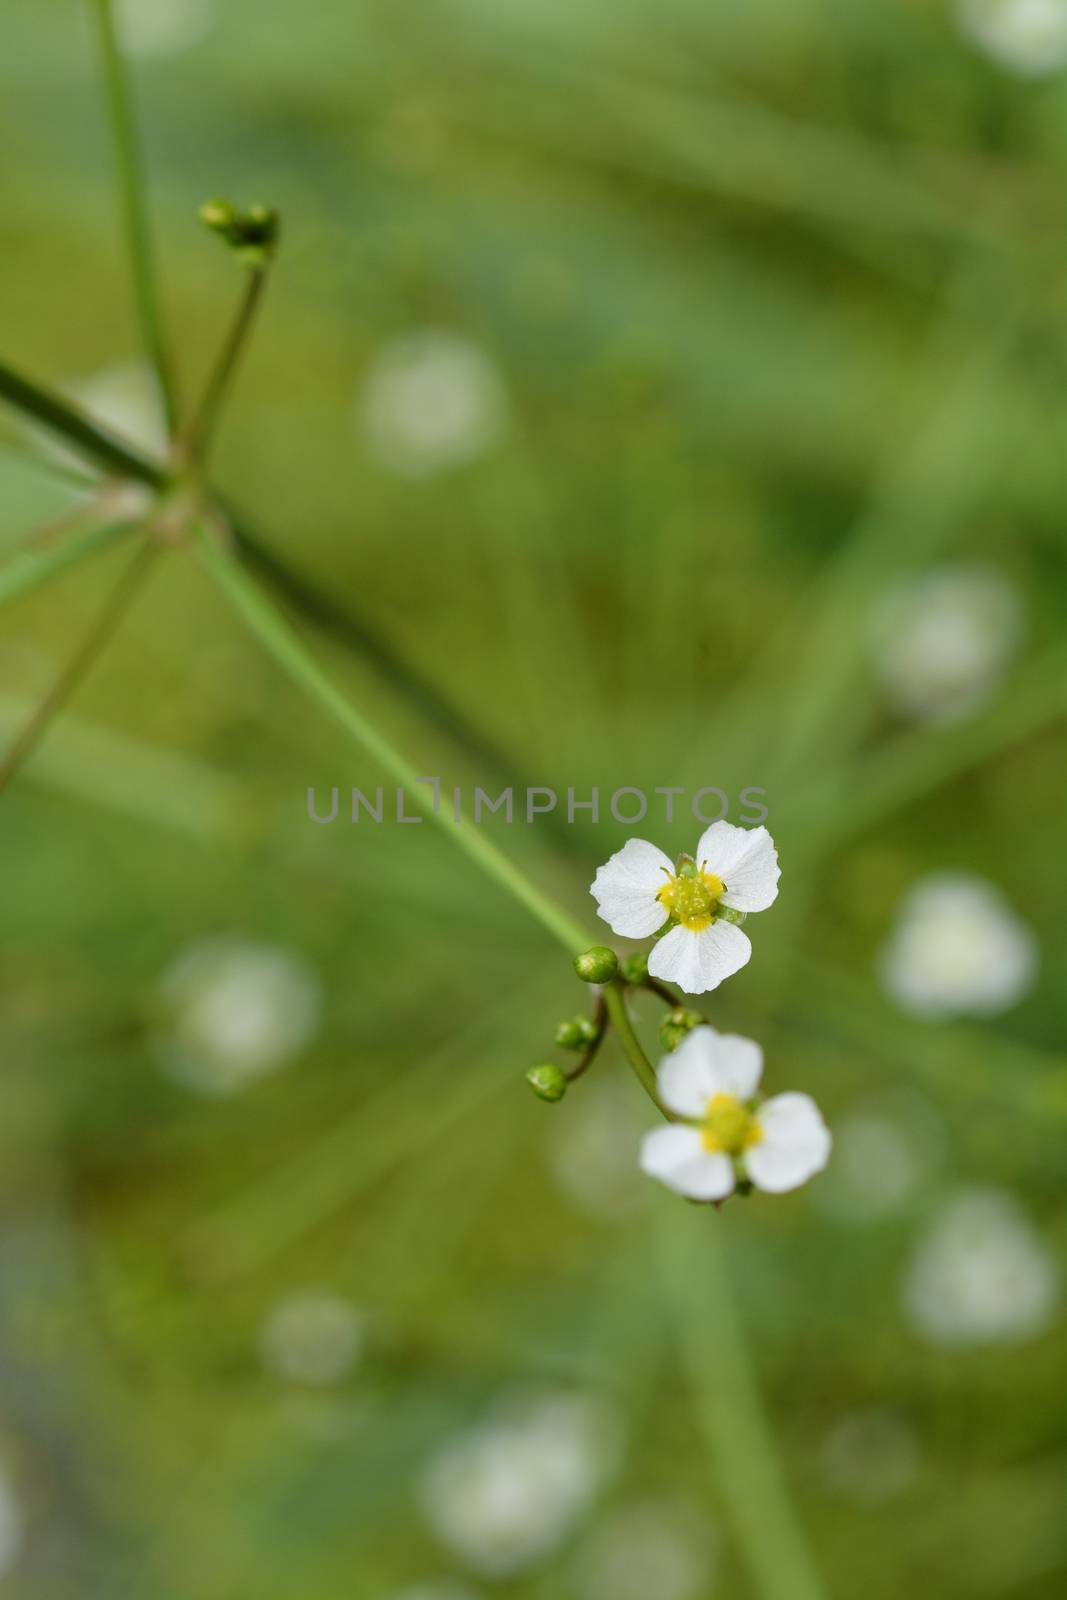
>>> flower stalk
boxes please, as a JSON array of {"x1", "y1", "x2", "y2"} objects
[
  {"x1": 90, "y1": 0, "x2": 177, "y2": 434},
  {"x1": 195, "y1": 525, "x2": 595, "y2": 957},
  {"x1": 0, "y1": 535, "x2": 159, "y2": 795},
  {"x1": 0, "y1": 514, "x2": 140, "y2": 612}
]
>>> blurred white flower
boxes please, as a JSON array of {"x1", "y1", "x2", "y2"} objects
[
  {"x1": 572, "y1": 1498, "x2": 717, "y2": 1600},
  {"x1": 592, "y1": 824, "x2": 780, "y2": 995},
  {"x1": 955, "y1": 0, "x2": 1067, "y2": 75},
  {"x1": 820, "y1": 1411, "x2": 919, "y2": 1507},
  {"x1": 640, "y1": 1027, "x2": 831, "y2": 1202},
  {"x1": 904, "y1": 1188, "x2": 1060, "y2": 1347},
  {"x1": 66, "y1": 362, "x2": 168, "y2": 457},
  {"x1": 115, "y1": 0, "x2": 215, "y2": 58},
  {"x1": 154, "y1": 937, "x2": 321, "y2": 1094},
  {"x1": 871, "y1": 565, "x2": 1023, "y2": 724},
  {"x1": 547, "y1": 1076, "x2": 647, "y2": 1221},
  {"x1": 0, "y1": 1463, "x2": 23, "y2": 1576},
  {"x1": 879, "y1": 874, "x2": 1037, "y2": 1019},
  {"x1": 417, "y1": 1391, "x2": 624, "y2": 1578},
  {"x1": 359, "y1": 330, "x2": 508, "y2": 476},
  {"x1": 260, "y1": 1290, "x2": 364, "y2": 1386},
  {"x1": 812, "y1": 1090, "x2": 944, "y2": 1225}
]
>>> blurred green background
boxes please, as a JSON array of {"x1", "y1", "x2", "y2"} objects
[{"x1": 1, "y1": 1, "x2": 1065, "y2": 1596}]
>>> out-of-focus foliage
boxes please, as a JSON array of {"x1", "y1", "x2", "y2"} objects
[{"x1": 0, "y1": 1, "x2": 1065, "y2": 1596}]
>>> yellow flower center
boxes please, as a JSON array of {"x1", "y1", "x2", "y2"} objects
[
  {"x1": 701, "y1": 1092, "x2": 763, "y2": 1155},
  {"x1": 657, "y1": 866, "x2": 725, "y2": 931}
]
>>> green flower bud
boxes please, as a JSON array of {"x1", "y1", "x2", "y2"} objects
[
  {"x1": 555, "y1": 1017, "x2": 585, "y2": 1049},
  {"x1": 555, "y1": 1014, "x2": 600, "y2": 1050},
  {"x1": 658, "y1": 1006, "x2": 702, "y2": 1052},
  {"x1": 619, "y1": 951, "x2": 649, "y2": 985},
  {"x1": 573, "y1": 945, "x2": 618, "y2": 984},
  {"x1": 243, "y1": 203, "x2": 278, "y2": 241},
  {"x1": 199, "y1": 197, "x2": 239, "y2": 237},
  {"x1": 199, "y1": 199, "x2": 280, "y2": 266},
  {"x1": 525, "y1": 1063, "x2": 568, "y2": 1102}
]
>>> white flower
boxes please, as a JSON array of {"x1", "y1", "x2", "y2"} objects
[
  {"x1": 572, "y1": 1498, "x2": 717, "y2": 1600},
  {"x1": 153, "y1": 937, "x2": 321, "y2": 1094},
  {"x1": 591, "y1": 823, "x2": 780, "y2": 996},
  {"x1": 819, "y1": 1411, "x2": 919, "y2": 1507},
  {"x1": 640, "y1": 1027, "x2": 830, "y2": 1202},
  {"x1": 116, "y1": 0, "x2": 215, "y2": 58},
  {"x1": 417, "y1": 1391, "x2": 623, "y2": 1578},
  {"x1": 879, "y1": 874, "x2": 1037, "y2": 1018},
  {"x1": 955, "y1": 0, "x2": 1067, "y2": 75},
  {"x1": 358, "y1": 330, "x2": 508, "y2": 476},
  {"x1": 259, "y1": 1291, "x2": 364, "y2": 1386},
  {"x1": 871, "y1": 565, "x2": 1023, "y2": 723},
  {"x1": 812, "y1": 1089, "x2": 944, "y2": 1225},
  {"x1": 903, "y1": 1187, "x2": 1060, "y2": 1347}
]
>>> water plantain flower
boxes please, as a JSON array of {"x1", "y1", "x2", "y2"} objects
[
  {"x1": 639, "y1": 1027, "x2": 830, "y2": 1202},
  {"x1": 590, "y1": 823, "x2": 780, "y2": 995}
]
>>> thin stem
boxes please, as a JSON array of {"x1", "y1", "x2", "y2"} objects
[
  {"x1": 0, "y1": 517, "x2": 138, "y2": 612},
  {"x1": 0, "y1": 360, "x2": 593, "y2": 841},
  {"x1": 90, "y1": 0, "x2": 177, "y2": 434},
  {"x1": 659, "y1": 1207, "x2": 829, "y2": 1600},
  {"x1": 0, "y1": 360, "x2": 162, "y2": 486},
  {"x1": 0, "y1": 430, "x2": 102, "y2": 491},
  {"x1": 564, "y1": 994, "x2": 608, "y2": 1084},
  {"x1": 602, "y1": 981, "x2": 663, "y2": 1109},
  {"x1": 15, "y1": 498, "x2": 103, "y2": 553},
  {"x1": 196, "y1": 527, "x2": 594, "y2": 956},
  {"x1": 642, "y1": 976, "x2": 680, "y2": 1007},
  {"x1": 0, "y1": 537, "x2": 158, "y2": 795},
  {"x1": 181, "y1": 268, "x2": 267, "y2": 466}
]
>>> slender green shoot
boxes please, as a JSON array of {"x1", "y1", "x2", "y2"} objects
[
  {"x1": 195, "y1": 525, "x2": 594, "y2": 956},
  {"x1": 0, "y1": 537, "x2": 159, "y2": 795},
  {"x1": 0, "y1": 517, "x2": 138, "y2": 612},
  {"x1": 180, "y1": 268, "x2": 268, "y2": 467},
  {"x1": 90, "y1": 0, "x2": 178, "y2": 434},
  {"x1": 659, "y1": 1204, "x2": 829, "y2": 1600}
]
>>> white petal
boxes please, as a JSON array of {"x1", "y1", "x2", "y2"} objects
[
  {"x1": 647, "y1": 921, "x2": 751, "y2": 995},
  {"x1": 706, "y1": 1031, "x2": 764, "y2": 1100},
  {"x1": 747, "y1": 1093, "x2": 832, "y2": 1194},
  {"x1": 656, "y1": 1027, "x2": 720, "y2": 1115},
  {"x1": 696, "y1": 822, "x2": 781, "y2": 913},
  {"x1": 591, "y1": 839, "x2": 674, "y2": 938},
  {"x1": 639, "y1": 1125, "x2": 735, "y2": 1200},
  {"x1": 657, "y1": 1026, "x2": 763, "y2": 1114}
]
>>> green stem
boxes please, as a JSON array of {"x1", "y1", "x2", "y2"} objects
[
  {"x1": 0, "y1": 359, "x2": 162, "y2": 486},
  {"x1": 90, "y1": 0, "x2": 177, "y2": 434},
  {"x1": 196, "y1": 527, "x2": 594, "y2": 956},
  {"x1": 0, "y1": 430, "x2": 101, "y2": 491},
  {"x1": 660, "y1": 1207, "x2": 829, "y2": 1600},
  {"x1": 0, "y1": 517, "x2": 136, "y2": 612},
  {"x1": 0, "y1": 537, "x2": 158, "y2": 794},
  {"x1": 564, "y1": 993, "x2": 608, "y2": 1083},
  {"x1": 181, "y1": 268, "x2": 267, "y2": 466},
  {"x1": 0, "y1": 360, "x2": 580, "y2": 831},
  {"x1": 603, "y1": 981, "x2": 663, "y2": 1108}
]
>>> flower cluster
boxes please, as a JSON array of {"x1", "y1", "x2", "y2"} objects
[{"x1": 528, "y1": 822, "x2": 832, "y2": 1205}]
